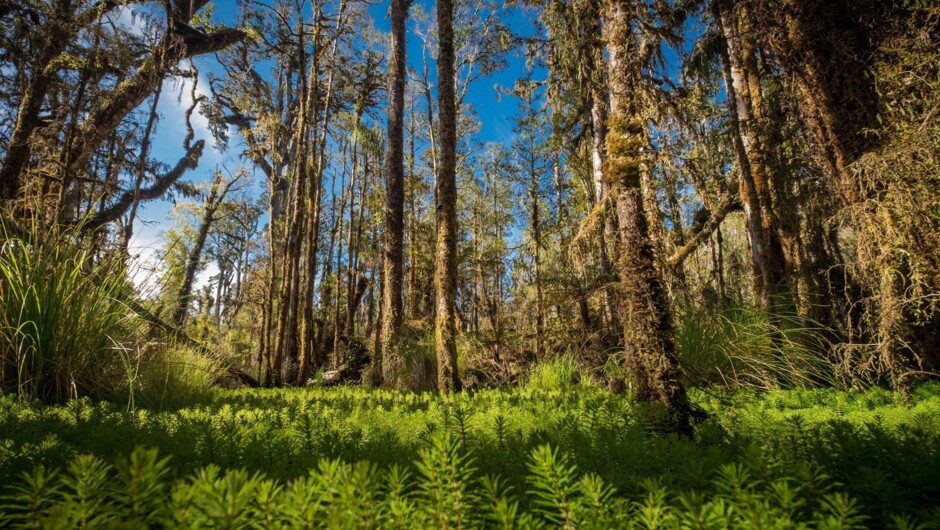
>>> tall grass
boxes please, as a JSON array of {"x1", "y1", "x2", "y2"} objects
[
  {"x1": 0, "y1": 222, "x2": 140, "y2": 400},
  {"x1": 677, "y1": 303, "x2": 839, "y2": 390},
  {"x1": 131, "y1": 342, "x2": 223, "y2": 409},
  {"x1": 525, "y1": 354, "x2": 582, "y2": 391}
]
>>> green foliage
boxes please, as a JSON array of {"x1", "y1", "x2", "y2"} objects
[
  {"x1": 0, "y1": 385, "x2": 939, "y2": 527},
  {"x1": 0, "y1": 223, "x2": 141, "y2": 401},
  {"x1": 132, "y1": 343, "x2": 223, "y2": 410},
  {"x1": 525, "y1": 355, "x2": 582, "y2": 391},
  {"x1": 677, "y1": 304, "x2": 840, "y2": 390}
]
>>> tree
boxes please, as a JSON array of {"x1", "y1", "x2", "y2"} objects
[
  {"x1": 602, "y1": 0, "x2": 690, "y2": 430},
  {"x1": 381, "y1": 0, "x2": 412, "y2": 386},
  {"x1": 435, "y1": 0, "x2": 461, "y2": 392},
  {"x1": 172, "y1": 170, "x2": 244, "y2": 328},
  {"x1": 511, "y1": 72, "x2": 551, "y2": 358},
  {"x1": 713, "y1": 0, "x2": 788, "y2": 314}
]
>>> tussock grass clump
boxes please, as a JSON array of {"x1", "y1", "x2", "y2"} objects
[
  {"x1": 525, "y1": 355, "x2": 582, "y2": 391},
  {"x1": 0, "y1": 222, "x2": 141, "y2": 401},
  {"x1": 131, "y1": 342, "x2": 223, "y2": 409},
  {"x1": 677, "y1": 304, "x2": 839, "y2": 390}
]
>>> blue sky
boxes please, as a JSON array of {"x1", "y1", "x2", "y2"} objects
[{"x1": 122, "y1": 1, "x2": 546, "y2": 290}]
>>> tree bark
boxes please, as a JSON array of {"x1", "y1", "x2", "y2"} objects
[
  {"x1": 714, "y1": 0, "x2": 789, "y2": 313},
  {"x1": 603, "y1": 0, "x2": 690, "y2": 432},
  {"x1": 580, "y1": 0, "x2": 620, "y2": 333},
  {"x1": 381, "y1": 0, "x2": 410, "y2": 386},
  {"x1": 407, "y1": 90, "x2": 421, "y2": 319},
  {"x1": 0, "y1": 0, "x2": 70, "y2": 203},
  {"x1": 274, "y1": 13, "x2": 315, "y2": 385},
  {"x1": 528, "y1": 137, "x2": 544, "y2": 358},
  {"x1": 435, "y1": 0, "x2": 461, "y2": 392}
]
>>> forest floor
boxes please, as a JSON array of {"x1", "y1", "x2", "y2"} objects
[{"x1": 1, "y1": 384, "x2": 939, "y2": 528}]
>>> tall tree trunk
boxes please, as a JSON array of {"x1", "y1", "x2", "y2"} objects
[
  {"x1": 435, "y1": 0, "x2": 461, "y2": 392},
  {"x1": 407, "y1": 91, "x2": 421, "y2": 319},
  {"x1": 274, "y1": 13, "x2": 315, "y2": 384},
  {"x1": 299, "y1": 12, "x2": 325, "y2": 384},
  {"x1": 381, "y1": 0, "x2": 410, "y2": 385},
  {"x1": 529, "y1": 142, "x2": 544, "y2": 358},
  {"x1": 581, "y1": 0, "x2": 620, "y2": 334},
  {"x1": 302, "y1": 0, "x2": 350, "y2": 375},
  {"x1": 331, "y1": 178, "x2": 348, "y2": 367},
  {"x1": 603, "y1": 0, "x2": 690, "y2": 431},
  {"x1": 345, "y1": 153, "x2": 367, "y2": 338},
  {"x1": 714, "y1": 0, "x2": 788, "y2": 313}
]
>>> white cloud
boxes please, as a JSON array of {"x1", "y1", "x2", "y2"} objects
[
  {"x1": 110, "y1": 5, "x2": 149, "y2": 38},
  {"x1": 159, "y1": 73, "x2": 225, "y2": 163},
  {"x1": 126, "y1": 226, "x2": 164, "y2": 296},
  {"x1": 109, "y1": 5, "x2": 228, "y2": 164}
]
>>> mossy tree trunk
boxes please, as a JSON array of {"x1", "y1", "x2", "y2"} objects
[
  {"x1": 435, "y1": 0, "x2": 461, "y2": 392},
  {"x1": 603, "y1": 0, "x2": 690, "y2": 431},
  {"x1": 714, "y1": 0, "x2": 789, "y2": 314},
  {"x1": 381, "y1": 0, "x2": 411, "y2": 386}
]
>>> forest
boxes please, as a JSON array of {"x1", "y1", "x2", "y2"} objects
[{"x1": 0, "y1": 0, "x2": 938, "y2": 527}]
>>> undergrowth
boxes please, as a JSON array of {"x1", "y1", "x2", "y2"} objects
[
  {"x1": 1, "y1": 384, "x2": 939, "y2": 528},
  {"x1": 0, "y1": 222, "x2": 141, "y2": 401},
  {"x1": 677, "y1": 303, "x2": 841, "y2": 390}
]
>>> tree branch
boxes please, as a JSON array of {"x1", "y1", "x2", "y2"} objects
[
  {"x1": 665, "y1": 192, "x2": 740, "y2": 271},
  {"x1": 84, "y1": 140, "x2": 204, "y2": 232},
  {"x1": 67, "y1": 26, "x2": 246, "y2": 175}
]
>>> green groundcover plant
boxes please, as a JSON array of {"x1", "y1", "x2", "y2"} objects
[{"x1": 1, "y1": 384, "x2": 939, "y2": 528}]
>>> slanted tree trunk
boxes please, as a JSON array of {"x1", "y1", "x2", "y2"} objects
[
  {"x1": 714, "y1": 0, "x2": 789, "y2": 313},
  {"x1": 603, "y1": 0, "x2": 690, "y2": 432},
  {"x1": 752, "y1": 0, "x2": 876, "y2": 208},
  {"x1": 435, "y1": 0, "x2": 461, "y2": 392},
  {"x1": 173, "y1": 172, "x2": 236, "y2": 328},
  {"x1": 421, "y1": 45, "x2": 439, "y2": 182}
]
